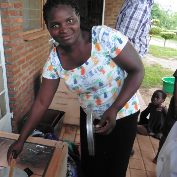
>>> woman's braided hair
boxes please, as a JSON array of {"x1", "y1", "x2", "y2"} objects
[{"x1": 43, "y1": 0, "x2": 80, "y2": 26}]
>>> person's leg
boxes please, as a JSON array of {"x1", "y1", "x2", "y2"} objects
[
  {"x1": 80, "y1": 108, "x2": 110, "y2": 177},
  {"x1": 80, "y1": 109, "x2": 139, "y2": 177},
  {"x1": 108, "y1": 111, "x2": 139, "y2": 177}
]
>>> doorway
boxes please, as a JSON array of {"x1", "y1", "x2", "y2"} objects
[
  {"x1": 78, "y1": 0, "x2": 104, "y2": 27},
  {"x1": 0, "y1": 15, "x2": 12, "y2": 132}
]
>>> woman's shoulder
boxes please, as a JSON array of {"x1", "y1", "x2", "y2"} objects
[
  {"x1": 92, "y1": 25, "x2": 128, "y2": 44},
  {"x1": 92, "y1": 25, "x2": 118, "y2": 37}
]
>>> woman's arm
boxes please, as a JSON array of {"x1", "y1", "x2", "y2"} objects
[
  {"x1": 18, "y1": 78, "x2": 60, "y2": 143},
  {"x1": 7, "y1": 77, "x2": 60, "y2": 163},
  {"x1": 95, "y1": 41, "x2": 144, "y2": 134}
]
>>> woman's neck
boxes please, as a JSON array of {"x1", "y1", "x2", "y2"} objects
[{"x1": 59, "y1": 30, "x2": 90, "y2": 53}]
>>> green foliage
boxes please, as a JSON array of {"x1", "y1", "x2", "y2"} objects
[
  {"x1": 142, "y1": 63, "x2": 173, "y2": 88},
  {"x1": 160, "y1": 31, "x2": 176, "y2": 46},
  {"x1": 150, "y1": 25, "x2": 162, "y2": 35},
  {"x1": 151, "y1": 19, "x2": 160, "y2": 26},
  {"x1": 151, "y1": 3, "x2": 177, "y2": 30},
  {"x1": 160, "y1": 32, "x2": 176, "y2": 40},
  {"x1": 149, "y1": 45, "x2": 177, "y2": 59}
]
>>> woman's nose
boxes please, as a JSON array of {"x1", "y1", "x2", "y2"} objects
[{"x1": 59, "y1": 23, "x2": 68, "y2": 33}]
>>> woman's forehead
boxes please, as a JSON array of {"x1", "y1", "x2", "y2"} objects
[{"x1": 50, "y1": 4, "x2": 76, "y2": 16}]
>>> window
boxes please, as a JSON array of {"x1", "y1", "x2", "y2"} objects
[{"x1": 23, "y1": 0, "x2": 44, "y2": 33}]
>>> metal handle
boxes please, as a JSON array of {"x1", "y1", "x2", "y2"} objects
[{"x1": 86, "y1": 110, "x2": 95, "y2": 156}]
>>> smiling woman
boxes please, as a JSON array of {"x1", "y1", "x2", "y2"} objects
[{"x1": 7, "y1": 1, "x2": 144, "y2": 177}]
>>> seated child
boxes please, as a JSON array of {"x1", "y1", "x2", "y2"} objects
[
  {"x1": 153, "y1": 69, "x2": 177, "y2": 163},
  {"x1": 137, "y1": 90, "x2": 167, "y2": 139}
]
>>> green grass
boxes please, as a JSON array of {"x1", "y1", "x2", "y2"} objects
[
  {"x1": 152, "y1": 35, "x2": 177, "y2": 42},
  {"x1": 149, "y1": 45, "x2": 177, "y2": 59},
  {"x1": 141, "y1": 63, "x2": 173, "y2": 88}
]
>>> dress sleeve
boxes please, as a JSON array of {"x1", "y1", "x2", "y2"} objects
[
  {"x1": 42, "y1": 48, "x2": 60, "y2": 79},
  {"x1": 93, "y1": 25, "x2": 128, "y2": 58}
]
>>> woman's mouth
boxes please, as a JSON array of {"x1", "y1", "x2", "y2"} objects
[{"x1": 60, "y1": 34, "x2": 73, "y2": 40}]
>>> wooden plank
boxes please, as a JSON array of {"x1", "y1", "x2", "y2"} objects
[
  {"x1": 0, "y1": 131, "x2": 58, "y2": 147},
  {"x1": 0, "y1": 132, "x2": 67, "y2": 177},
  {"x1": 45, "y1": 143, "x2": 68, "y2": 177}
]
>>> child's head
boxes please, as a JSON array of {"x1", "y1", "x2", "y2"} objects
[{"x1": 151, "y1": 90, "x2": 167, "y2": 106}]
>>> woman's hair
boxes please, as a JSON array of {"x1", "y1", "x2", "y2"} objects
[
  {"x1": 153, "y1": 90, "x2": 167, "y2": 100},
  {"x1": 43, "y1": 0, "x2": 80, "y2": 25}
]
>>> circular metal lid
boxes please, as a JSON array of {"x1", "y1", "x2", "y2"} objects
[
  {"x1": 86, "y1": 111, "x2": 95, "y2": 156},
  {"x1": 0, "y1": 167, "x2": 28, "y2": 177}
]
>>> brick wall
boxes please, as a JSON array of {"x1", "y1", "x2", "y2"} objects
[
  {"x1": 104, "y1": 0, "x2": 124, "y2": 28},
  {"x1": 0, "y1": 1, "x2": 50, "y2": 132}
]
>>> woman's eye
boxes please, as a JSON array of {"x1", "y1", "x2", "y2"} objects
[
  {"x1": 67, "y1": 19, "x2": 74, "y2": 24},
  {"x1": 51, "y1": 24, "x2": 60, "y2": 28}
]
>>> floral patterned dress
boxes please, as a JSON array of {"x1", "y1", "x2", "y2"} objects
[{"x1": 42, "y1": 25, "x2": 140, "y2": 120}]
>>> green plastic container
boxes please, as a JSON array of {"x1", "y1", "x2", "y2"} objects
[{"x1": 162, "y1": 77, "x2": 175, "y2": 94}]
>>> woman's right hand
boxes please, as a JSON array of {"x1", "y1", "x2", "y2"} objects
[{"x1": 7, "y1": 140, "x2": 24, "y2": 165}]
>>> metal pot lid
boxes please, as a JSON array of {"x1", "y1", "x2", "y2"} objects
[
  {"x1": 0, "y1": 167, "x2": 28, "y2": 177},
  {"x1": 86, "y1": 110, "x2": 95, "y2": 156}
]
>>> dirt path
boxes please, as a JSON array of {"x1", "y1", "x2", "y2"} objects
[{"x1": 143, "y1": 54, "x2": 177, "y2": 72}]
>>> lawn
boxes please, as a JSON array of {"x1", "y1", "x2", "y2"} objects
[
  {"x1": 141, "y1": 63, "x2": 174, "y2": 88},
  {"x1": 149, "y1": 45, "x2": 177, "y2": 59}
]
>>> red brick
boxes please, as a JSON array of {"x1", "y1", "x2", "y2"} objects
[
  {"x1": 0, "y1": 3, "x2": 13, "y2": 8},
  {"x1": 14, "y1": 3, "x2": 22, "y2": 9}
]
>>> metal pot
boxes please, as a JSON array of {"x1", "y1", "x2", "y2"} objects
[{"x1": 0, "y1": 167, "x2": 28, "y2": 177}]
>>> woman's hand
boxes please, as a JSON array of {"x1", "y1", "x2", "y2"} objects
[
  {"x1": 94, "y1": 106, "x2": 117, "y2": 135},
  {"x1": 7, "y1": 140, "x2": 24, "y2": 165}
]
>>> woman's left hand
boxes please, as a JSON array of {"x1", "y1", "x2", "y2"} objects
[{"x1": 94, "y1": 106, "x2": 117, "y2": 135}]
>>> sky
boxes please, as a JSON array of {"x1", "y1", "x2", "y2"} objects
[{"x1": 154, "y1": 0, "x2": 177, "y2": 13}]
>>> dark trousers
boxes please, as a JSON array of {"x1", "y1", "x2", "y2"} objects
[{"x1": 80, "y1": 108, "x2": 139, "y2": 177}]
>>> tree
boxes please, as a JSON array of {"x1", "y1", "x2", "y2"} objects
[
  {"x1": 151, "y1": 3, "x2": 177, "y2": 30},
  {"x1": 160, "y1": 32, "x2": 176, "y2": 47},
  {"x1": 150, "y1": 25, "x2": 162, "y2": 35}
]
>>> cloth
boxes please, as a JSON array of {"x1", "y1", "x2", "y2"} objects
[
  {"x1": 156, "y1": 121, "x2": 177, "y2": 177},
  {"x1": 115, "y1": 0, "x2": 154, "y2": 57},
  {"x1": 138, "y1": 103, "x2": 167, "y2": 138},
  {"x1": 80, "y1": 107, "x2": 139, "y2": 177},
  {"x1": 42, "y1": 25, "x2": 140, "y2": 119}
]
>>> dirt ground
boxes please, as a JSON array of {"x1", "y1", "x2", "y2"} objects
[{"x1": 139, "y1": 54, "x2": 176, "y2": 108}]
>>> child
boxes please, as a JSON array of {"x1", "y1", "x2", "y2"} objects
[
  {"x1": 137, "y1": 90, "x2": 167, "y2": 139},
  {"x1": 154, "y1": 69, "x2": 177, "y2": 163}
]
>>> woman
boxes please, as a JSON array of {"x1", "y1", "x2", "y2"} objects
[{"x1": 7, "y1": 0, "x2": 144, "y2": 177}]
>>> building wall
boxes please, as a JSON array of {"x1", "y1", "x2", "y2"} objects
[
  {"x1": 0, "y1": 0, "x2": 124, "y2": 132},
  {"x1": 104, "y1": 0, "x2": 124, "y2": 28},
  {"x1": 0, "y1": 1, "x2": 50, "y2": 132}
]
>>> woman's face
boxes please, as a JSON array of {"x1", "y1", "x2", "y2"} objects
[{"x1": 46, "y1": 5, "x2": 80, "y2": 47}]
